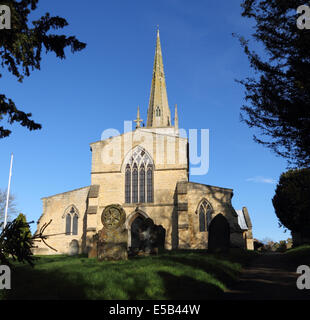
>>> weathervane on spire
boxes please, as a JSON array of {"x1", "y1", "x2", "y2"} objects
[{"x1": 134, "y1": 106, "x2": 143, "y2": 129}]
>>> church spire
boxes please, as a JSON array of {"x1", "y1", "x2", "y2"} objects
[{"x1": 146, "y1": 29, "x2": 172, "y2": 128}]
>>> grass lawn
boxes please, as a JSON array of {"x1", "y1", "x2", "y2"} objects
[{"x1": 0, "y1": 249, "x2": 255, "y2": 300}]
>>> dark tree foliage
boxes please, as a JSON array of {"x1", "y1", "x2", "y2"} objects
[
  {"x1": 0, "y1": 218, "x2": 34, "y2": 266},
  {"x1": 237, "y1": 0, "x2": 310, "y2": 167},
  {"x1": 0, "y1": 0, "x2": 86, "y2": 138},
  {"x1": 15, "y1": 213, "x2": 31, "y2": 240},
  {"x1": 0, "y1": 217, "x2": 54, "y2": 267},
  {"x1": 272, "y1": 168, "x2": 310, "y2": 238}
]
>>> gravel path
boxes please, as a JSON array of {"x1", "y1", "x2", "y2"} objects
[{"x1": 223, "y1": 252, "x2": 310, "y2": 300}]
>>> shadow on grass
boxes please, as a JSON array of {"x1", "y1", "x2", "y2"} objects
[
  {"x1": 157, "y1": 271, "x2": 223, "y2": 300},
  {"x1": 2, "y1": 265, "x2": 89, "y2": 300},
  {"x1": 1, "y1": 250, "x2": 254, "y2": 300},
  {"x1": 156, "y1": 251, "x2": 244, "y2": 289}
]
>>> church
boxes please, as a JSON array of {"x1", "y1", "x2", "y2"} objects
[{"x1": 34, "y1": 31, "x2": 254, "y2": 255}]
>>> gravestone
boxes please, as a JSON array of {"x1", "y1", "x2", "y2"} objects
[
  {"x1": 97, "y1": 204, "x2": 128, "y2": 261},
  {"x1": 88, "y1": 233, "x2": 99, "y2": 258},
  {"x1": 208, "y1": 214, "x2": 230, "y2": 253},
  {"x1": 130, "y1": 217, "x2": 166, "y2": 256},
  {"x1": 68, "y1": 239, "x2": 79, "y2": 256}
]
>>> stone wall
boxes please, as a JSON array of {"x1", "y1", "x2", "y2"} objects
[
  {"x1": 175, "y1": 181, "x2": 245, "y2": 249},
  {"x1": 33, "y1": 186, "x2": 90, "y2": 255},
  {"x1": 88, "y1": 129, "x2": 189, "y2": 250},
  {"x1": 35, "y1": 127, "x2": 252, "y2": 255}
]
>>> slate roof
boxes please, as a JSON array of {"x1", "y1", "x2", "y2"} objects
[{"x1": 236, "y1": 210, "x2": 249, "y2": 230}]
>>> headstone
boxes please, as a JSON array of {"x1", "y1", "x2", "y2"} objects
[
  {"x1": 208, "y1": 214, "x2": 230, "y2": 253},
  {"x1": 68, "y1": 239, "x2": 79, "y2": 256},
  {"x1": 97, "y1": 204, "x2": 128, "y2": 261},
  {"x1": 88, "y1": 234, "x2": 99, "y2": 258},
  {"x1": 130, "y1": 217, "x2": 166, "y2": 256}
]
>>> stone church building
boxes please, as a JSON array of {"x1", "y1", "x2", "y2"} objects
[{"x1": 34, "y1": 31, "x2": 254, "y2": 255}]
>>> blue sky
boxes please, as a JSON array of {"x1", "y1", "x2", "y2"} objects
[{"x1": 0, "y1": 0, "x2": 290, "y2": 241}]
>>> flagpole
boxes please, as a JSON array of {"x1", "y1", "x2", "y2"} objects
[{"x1": 4, "y1": 153, "x2": 13, "y2": 230}]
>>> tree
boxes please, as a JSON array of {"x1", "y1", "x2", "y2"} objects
[
  {"x1": 0, "y1": 188, "x2": 17, "y2": 224},
  {"x1": 0, "y1": 0, "x2": 86, "y2": 138},
  {"x1": 0, "y1": 216, "x2": 54, "y2": 266},
  {"x1": 277, "y1": 240, "x2": 287, "y2": 252},
  {"x1": 272, "y1": 168, "x2": 310, "y2": 244},
  {"x1": 15, "y1": 213, "x2": 31, "y2": 240},
  {"x1": 237, "y1": 0, "x2": 310, "y2": 167}
]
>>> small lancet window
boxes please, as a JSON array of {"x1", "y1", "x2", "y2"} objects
[
  {"x1": 65, "y1": 214, "x2": 71, "y2": 235},
  {"x1": 156, "y1": 106, "x2": 161, "y2": 117},
  {"x1": 139, "y1": 164, "x2": 145, "y2": 203},
  {"x1": 147, "y1": 164, "x2": 153, "y2": 203},
  {"x1": 72, "y1": 214, "x2": 78, "y2": 235},
  {"x1": 125, "y1": 164, "x2": 131, "y2": 203},
  {"x1": 132, "y1": 163, "x2": 139, "y2": 203}
]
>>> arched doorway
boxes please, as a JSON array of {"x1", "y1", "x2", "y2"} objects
[
  {"x1": 126, "y1": 210, "x2": 166, "y2": 254},
  {"x1": 125, "y1": 210, "x2": 149, "y2": 249},
  {"x1": 208, "y1": 214, "x2": 230, "y2": 253}
]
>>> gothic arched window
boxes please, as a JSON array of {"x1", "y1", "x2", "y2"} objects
[
  {"x1": 64, "y1": 206, "x2": 79, "y2": 235},
  {"x1": 124, "y1": 147, "x2": 154, "y2": 203},
  {"x1": 197, "y1": 200, "x2": 213, "y2": 232}
]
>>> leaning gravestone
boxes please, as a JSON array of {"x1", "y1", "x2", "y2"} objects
[{"x1": 97, "y1": 204, "x2": 128, "y2": 261}]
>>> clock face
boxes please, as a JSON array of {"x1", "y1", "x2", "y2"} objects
[{"x1": 101, "y1": 205, "x2": 125, "y2": 230}]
